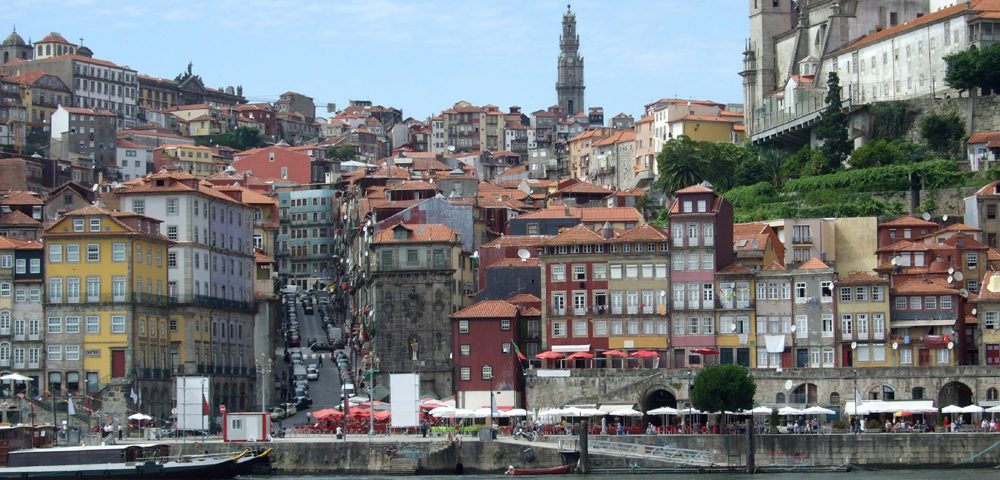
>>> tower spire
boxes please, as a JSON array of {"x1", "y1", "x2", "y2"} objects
[{"x1": 556, "y1": 5, "x2": 585, "y2": 115}]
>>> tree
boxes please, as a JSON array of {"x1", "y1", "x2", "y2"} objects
[
  {"x1": 326, "y1": 144, "x2": 358, "y2": 162},
  {"x1": 813, "y1": 72, "x2": 851, "y2": 172},
  {"x1": 944, "y1": 47, "x2": 980, "y2": 92},
  {"x1": 690, "y1": 364, "x2": 756, "y2": 414},
  {"x1": 655, "y1": 135, "x2": 708, "y2": 195},
  {"x1": 782, "y1": 145, "x2": 827, "y2": 179},
  {"x1": 746, "y1": 148, "x2": 788, "y2": 189},
  {"x1": 849, "y1": 139, "x2": 906, "y2": 169},
  {"x1": 194, "y1": 126, "x2": 264, "y2": 151},
  {"x1": 919, "y1": 111, "x2": 965, "y2": 157},
  {"x1": 701, "y1": 142, "x2": 756, "y2": 192}
]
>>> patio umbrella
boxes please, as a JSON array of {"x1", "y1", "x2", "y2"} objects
[
  {"x1": 566, "y1": 351, "x2": 595, "y2": 360},
  {"x1": 802, "y1": 406, "x2": 835, "y2": 415},
  {"x1": 691, "y1": 348, "x2": 720, "y2": 355},
  {"x1": 630, "y1": 350, "x2": 659, "y2": 358},
  {"x1": 777, "y1": 406, "x2": 803, "y2": 415},
  {"x1": 311, "y1": 408, "x2": 344, "y2": 421},
  {"x1": 428, "y1": 406, "x2": 456, "y2": 417},
  {"x1": 985, "y1": 405, "x2": 1000, "y2": 413},
  {"x1": 535, "y1": 351, "x2": 565, "y2": 360},
  {"x1": 0, "y1": 373, "x2": 31, "y2": 382},
  {"x1": 474, "y1": 408, "x2": 494, "y2": 419},
  {"x1": 128, "y1": 413, "x2": 152, "y2": 421},
  {"x1": 646, "y1": 406, "x2": 679, "y2": 415},
  {"x1": 746, "y1": 406, "x2": 773, "y2": 415},
  {"x1": 961, "y1": 405, "x2": 985, "y2": 414},
  {"x1": 602, "y1": 350, "x2": 627, "y2": 357},
  {"x1": 502, "y1": 408, "x2": 528, "y2": 417},
  {"x1": 609, "y1": 408, "x2": 644, "y2": 417},
  {"x1": 941, "y1": 405, "x2": 963, "y2": 414},
  {"x1": 452, "y1": 409, "x2": 477, "y2": 419},
  {"x1": 677, "y1": 407, "x2": 702, "y2": 415},
  {"x1": 421, "y1": 399, "x2": 448, "y2": 410},
  {"x1": 578, "y1": 408, "x2": 607, "y2": 417}
]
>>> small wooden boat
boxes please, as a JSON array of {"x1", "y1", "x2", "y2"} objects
[{"x1": 504, "y1": 464, "x2": 571, "y2": 475}]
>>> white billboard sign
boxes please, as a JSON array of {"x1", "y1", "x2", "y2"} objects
[
  {"x1": 176, "y1": 376, "x2": 210, "y2": 431},
  {"x1": 389, "y1": 373, "x2": 420, "y2": 428}
]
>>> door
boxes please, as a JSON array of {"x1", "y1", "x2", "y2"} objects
[
  {"x1": 918, "y1": 348, "x2": 930, "y2": 366},
  {"x1": 111, "y1": 349, "x2": 126, "y2": 378},
  {"x1": 796, "y1": 348, "x2": 809, "y2": 368}
]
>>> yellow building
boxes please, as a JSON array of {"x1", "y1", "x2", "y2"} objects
[
  {"x1": 976, "y1": 271, "x2": 1000, "y2": 367},
  {"x1": 716, "y1": 264, "x2": 756, "y2": 368},
  {"x1": 666, "y1": 112, "x2": 744, "y2": 144},
  {"x1": 836, "y1": 272, "x2": 891, "y2": 367},
  {"x1": 43, "y1": 205, "x2": 174, "y2": 420},
  {"x1": 154, "y1": 144, "x2": 225, "y2": 177}
]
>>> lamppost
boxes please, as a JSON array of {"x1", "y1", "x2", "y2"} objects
[
  {"x1": 686, "y1": 370, "x2": 693, "y2": 434},
  {"x1": 368, "y1": 353, "x2": 379, "y2": 439},
  {"x1": 852, "y1": 368, "x2": 858, "y2": 433},
  {"x1": 255, "y1": 353, "x2": 273, "y2": 413}
]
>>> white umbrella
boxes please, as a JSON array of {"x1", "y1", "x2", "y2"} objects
[
  {"x1": 746, "y1": 406, "x2": 773, "y2": 415},
  {"x1": 802, "y1": 406, "x2": 836, "y2": 415},
  {"x1": 677, "y1": 407, "x2": 702, "y2": 415},
  {"x1": 941, "y1": 405, "x2": 963, "y2": 414},
  {"x1": 473, "y1": 408, "x2": 494, "y2": 418},
  {"x1": 0, "y1": 373, "x2": 31, "y2": 382},
  {"x1": 578, "y1": 408, "x2": 607, "y2": 417},
  {"x1": 646, "y1": 406, "x2": 679, "y2": 415},
  {"x1": 452, "y1": 408, "x2": 477, "y2": 419},
  {"x1": 608, "y1": 408, "x2": 643, "y2": 417},
  {"x1": 502, "y1": 408, "x2": 528, "y2": 417},
  {"x1": 557, "y1": 407, "x2": 584, "y2": 417},
  {"x1": 985, "y1": 405, "x2": 1000, "y2": 413},
  {"x1": 778, "y1": 406, "x2": 803, "y2": 415},
  {"x1": 128, "y1": 413, "x2": 152, "y2": 421},
  {"x1": 428, "y1": 406, "x2": 455, "y2": 417},
  {"x1": 961, "y1": 405, "x2": 985, "y2": 414}
]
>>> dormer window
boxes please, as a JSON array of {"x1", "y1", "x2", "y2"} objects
[{"x1": 393, "y1": 227, "x2": 409, "y2": 241}]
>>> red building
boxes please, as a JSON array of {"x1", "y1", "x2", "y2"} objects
[
  {"x1": 451, "y1": 300, "x2": 526, "y2": 410},
  {"x1": 230, "y1": 146, "x2": 312, "y2": 185}
]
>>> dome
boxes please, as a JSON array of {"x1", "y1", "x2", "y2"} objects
[
  {"x1": 2, "y1": 30, "x2": 25, "y2": 47},
  {"x1": 76, "y1": 45, "x2": 93, "y2": 57}
]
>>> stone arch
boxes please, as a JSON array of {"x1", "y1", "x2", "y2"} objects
[
  {"x1": 912, "y1": 386, "x2": 926, "y2": 400},
  {"x1": 640, "y1": 385, "x2": 677, "y2": 426},
  {"x1": 791, "y1": 383, "x2": 817, "y2": 405},
  {"x1": 868, "y1": 384, "x2": 895, "y2": 400},
  {"x1": 829, "y1": 392, "x2": 840, "y2": 406},
  {"x1": 776, "y1": 392, "x2": 785, "y2": 404},
  {"x1": 938, "y1": 381, "x2": 973, "y2": 407}
]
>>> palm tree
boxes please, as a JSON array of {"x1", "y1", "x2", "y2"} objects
[
  {"x1": 655, "y1": 135, "x2": 708, "y2": 195},
  {"x1": 758, "y1": 148, "x2": 788, "y2": 189}
]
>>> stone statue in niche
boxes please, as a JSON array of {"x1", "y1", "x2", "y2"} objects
[{"x1": 410, "y1": 338, "x2": 419, "y2": 361}]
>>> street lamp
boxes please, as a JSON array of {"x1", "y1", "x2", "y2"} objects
[
  {"x1": 255, "y1": 354, "x2": 273, "y2": 414},
  {"x1": 852, "y1": 368, "x2": 858, "y2": 433},
  {"x1": 686, "y1": 370, "x2": 693, "y2": 434}
]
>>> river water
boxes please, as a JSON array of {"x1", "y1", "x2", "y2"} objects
[{"x1": 242, "y1": 470, "x2": 992, "y2": 479}]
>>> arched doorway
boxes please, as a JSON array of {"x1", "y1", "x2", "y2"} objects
[
  {"x1": 641, "y1": 387, "x2": 676, "y2": 427},
  {"x1": 938, "y1": 381, "x2": 973, "y2": 407},
  {"x1": 791, "y1": 383, "x2": 817, "y2": 405}
]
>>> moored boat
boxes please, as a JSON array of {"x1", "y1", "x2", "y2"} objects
[
  {"x1": 504, "y1": 464, "x2": 571, "y2": 475},
  {"x1": 0, "y1": 443, "x2": 249, "y2": 480}
]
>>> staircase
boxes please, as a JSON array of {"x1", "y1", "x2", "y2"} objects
[
  {"x1": 385, "y1": 457, "x2": 419, "y2": 475},
  {"x1": 584, "y1": 439, "x2": 720, "y2": 467}
]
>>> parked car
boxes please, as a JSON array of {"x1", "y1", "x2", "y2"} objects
[
  {"x1": 294, "y1": 395, "x2": 313, "y2": 409},
  {"x1": 306, "y1": 369, "x2": 319, "y2": 381},
  {"x1": 311, "y1": 342, "x2": 332, "y2": 352},
  {"x1": 341, "y1": 383, "x2": 355, "y2": 397}
]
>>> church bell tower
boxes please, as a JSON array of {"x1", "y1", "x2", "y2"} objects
[{"x1": 556, "y1": 4, "x2": 585, "y2": 115}]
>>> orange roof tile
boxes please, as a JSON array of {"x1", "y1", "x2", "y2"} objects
[
  {"x1": 556, "y1": 180, "x2": 613, "y2": 196},
  {"x1": 826, "y1": 2, "x2": 973, "y2": 57},
  {"x1": 578, "y1": 207, "x2": 643, "y2": 223},
  {"x1": 762, "y1": 261, "x2": 787, "y2": 271},
  {"x1": 837, "y1": 271, "x2": 886, "y2": 285},
  {"x1": 798, "y1": 258, "x2": 831, "y2": 270},
  {"x1": 480, "y1": 235, "x2": 550, "y2": 249},
  {"x1": 717, "y1": 263, "x2": 753, "y2": 275},
  {"x1": 976, "y1": 271, "x2": 1000, "y2": 301},
  {"x1": 891, "y1": 277, "x2": 958, "y2": 295},
  {"x1": 675, "y1": 184, "x2": 715, "y2": 194},
  {"x1": 507, "y1": 293, "x2": 542, "y2": 304},
  {"x1": 451, "y1": 300, "x2": 518, "y2": 319},
  {"x1": 516, "y1": 205, "x2": 575, "y2": 220},
  {"x1": 387, "y1": 180, "x2": 437, "y2": 191},
  {"x1": 0, "y1": 210, "x2": 40, "y2": 226},
  {"x1": 489, "y1": 257, "x2": 541, "y2": 268},
  {"x1": 612, "y1": 223, "x2": 667, "y2": 242},
  {"x1": 989, "y1": 248, "x2": 1000, "y2": 262},
  {"x1": 373, "y1": 223, "x2": 457, "y2": 244},
  {"x1": 545, "y1": 224, "x2": 607, "y2": 246},
  {"x1": 880, "y1": 215, "x2": 938, "y2": 228},
  {"x1": 1, "y1": 191, "x2": 44, "y2": 206}
]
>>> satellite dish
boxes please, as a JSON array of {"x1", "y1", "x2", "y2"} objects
[
  {"x1": 922, "y1": 212, "x2": 932, "y2": 221},
  {"x1": 947, "y1": 275, "x2": 954, "y2": 284},
  {"x1": 731, "y1": 324, "x2": 738, "y2": 333},
  {"x1": 960, "y1": 288, "x2": 969, "y2": 298},
  {"x1": 447, "y1": 145, "x2": 456, "y2": 152},
  {"x1": 890, "y1": 257, "x2": 899, "y2": 266},
  {"x1": 790, "y1": 325, "x2": 796, "y2": 333},
  {"x1": 851, "y1": 341, "x2": 858, "y2": 350},
  {"x1": 784, "y1": 380, "x2": 794, "y2": 391},
  {"x1": 943, "y1": 215, "x2": 950, "y2": 222},
  {"x1": 948, "y1": 267, "x2": 955, "y2": 275},
  {"x1": 973, "y1": 308, "x2": 978, "y2": 315},
  {"x1": 471, "y1": 250, "x2": 480, "y2": 259},
  {"x1": 954, "y1": 271, "x2": 964, "y2": 281},
  {"x1": 517, "y1": 249, "x2": 531, "y2": 261},
  {"x1": 892, "y1": 342, "x2": 898, "y2": 350},
  {"x1": 947, "y1": 341, "x2": 955, "y2": 350}
]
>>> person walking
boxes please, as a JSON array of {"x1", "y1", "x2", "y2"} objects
[{"x1": 117, "y1": 423, "x2": 123, "y2": 441}]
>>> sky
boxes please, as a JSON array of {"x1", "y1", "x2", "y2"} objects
[{"x1": 8, "y1": 0, "x2": 748, "y2": 121}]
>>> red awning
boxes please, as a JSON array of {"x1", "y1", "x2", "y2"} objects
[{"x1": 692, "y1": 348, "x2": 720, "y2": 355}]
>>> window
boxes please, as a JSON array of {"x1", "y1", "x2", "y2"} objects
[
  {"x1": 987, "y1": 312, "x2": 1000, "y2": 330},
  {"x1": 572, "y1": 265, "x2": 586, "y2": 281},
  {"x1": 459, "y1": 367, "x2": 471, "y2": 381},
  {"x1": 552, "y1": 320, "x2": 566, "y2": 337},
  {"x1": 895, "y1": 297, "x2": 906, "y2": 310},
  {"x1": 641, "y1": 264, "x2": 653, "y2": 279},
  {"x1": 47, "y1": 345, "x2": 62, "y2": 361},
  {"x1": 168, "y1": 252, "x2": 177, "y2": 268},
  {"x1": 49, "y1": 245, "x2": 62, "y2": 263},
  {"x1": 822, "y1": 314, "x2": 834, "y2": 337},
  {"x1": 593, "y1": 264, "x2": 607, "y2": 279},
  {"x1": 594, "y1": 320, "x2": 608, "y2": 336},
  {"x1": 73, "y1": 219, "x2": 84, "y2": 232},
  {"x1": 967, "y1": 252, "x2": 979, "y2": 269},
  {"x1": 132, "y1": 199, "x2": 144, "y2": 214},
  {"x1": 936, "y1": 348, "x2": 950, "y2": 365},
  {"x1": 67, "y1": 277, "x2": 80, "y2": 303},
  {"x1": 111, "y1": 315, "x2": 126, "y2": 333},
  {"x1": 795, "y1": 282, "x2": 807, "y2": 303},
  {"x1": 625, "y1": 265, "x2": 638, "y2": 279},
  {"x1": 167, "y1": 225, "x2": 178, "y2": 240},
  {"x1": 840, "y1": 287, "x2": 852, "y2": 302},
  {"x1": 67, "y1": 244, "x2": 80, "y2": 262},
  {"x1": 500, "y1": 319, "x2": 511, "y2": 331},
  {"x1": 822, "y1": 347, "x2": 834, "y2": 367},
  {"x1": 481, "y1": 365, "x2": 493, "y2": 380},
  {"x1": 941, "y1": 296, "x2": 953, "y2": 309},
  {"x1": 900, "y1": 348, "x2": 913, "y2": 365},
  {"x1": 655, "y1": 264, "x2": 667, "y2": 279},
  {"x1": 840, "y1": 314, "x2": 853, "y2": 335},
  {"x1": 701, "y1": 254, "x2": 713, "y2": 271},
  {"x1": 86, "y1": 277, "x2": 99, "y2": 302},
  {"x1": 820, "y1": 281, "x2": 833, "y2": 302},
  {"x1": 925, "y1": 296, "x2": 937, "y2": 310},
  {"x1": 460, "y1": 344, "x2": 470, "y2": 356},
  {"x1": 86, "y1": 244, "x2": 100, "y2": 262},
  {"x1": 687, "y1": 223, "x2": 699, "y2": 246},
  {"x1": 47, "y1": 317, "x2": 61, "y2": 334},
  {"x1": 909, "y1": 296, "x2": 922, "y2": 310},
  {"x1": 86, "y1": 316, "x2": 99, "y2": 334},
  {"x1": 687, "y1": 254, "x2": 698, "y2": 271},
  {"x1": 573, "y1": 320, "x2": 588, "y2": 337},
  {"x1": 65, "y1": 317, "x2": 80, "y2": 334},
  {"x1": 49, "y1": 278, "x2": 62, "y2": 302},
  {"x1": 458, "y1": 320, "x2": 469, "y2": 333},
  {"x1": 166, "y1": 198, "x2": 178, "y2": 215},
  {"x1": 551, "y1": 265, "x2": 565, "y2": 281},
  {"x1": 610, "y1": 265, "x2": 622, "y2": 279}
]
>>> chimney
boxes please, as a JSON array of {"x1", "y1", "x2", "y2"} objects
[{"x1": 602, "y1": 221, "x2": 613, "y2": 239}]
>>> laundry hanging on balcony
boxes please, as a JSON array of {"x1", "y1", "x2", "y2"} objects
[{"x1": 764, "y1": 335, "x2": 785, "y2": 353}]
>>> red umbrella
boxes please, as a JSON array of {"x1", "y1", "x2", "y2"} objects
[
  {"x1": 567, "y1": 351, "x2": 595, "y2": 360},
  {"x1": 420, "y1": 399, "x2": 448, "y2": 410},
  {"x1": 692, "y1": 348, "x2": 720, "y2": 355},
  {"x1": 630, "y1": 350, "x2": 659, "y2": 358},
  {"x1": 311, "y1": 408, "x2": 344, "y2": 421},
  {"x1": 535, "y1": 351, "x2": 565, "y2": 360},
  {"x1": 601, "y1": 349, "x2": 628, "y2": 357}
]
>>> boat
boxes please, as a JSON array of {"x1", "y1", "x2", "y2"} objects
[
  {"x1": 231, "y1": 447, "x2": 274, "y2": 475},
  {"x1": 0, "y1": 443, "x2": 249, "y2": 480},
  {"x1": 504, "y1": 464, "x2": 572, "y2": 475}
]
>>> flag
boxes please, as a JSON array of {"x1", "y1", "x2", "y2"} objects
[
  {"x1": 512, "y1": 341, "x2": 526, "y2": 361},
  {"x1": 202, "y1": 394, "x2": 210, "y2": 416},
  {"x1": 67, "y1": 397, "x2": 76, "y2": 416},
  {"x1": 130, "y1": 388, "x2": 138, "y2": 404},
  {"x1": 490, "y1": 392, "x2": 497, "y2": 417}
]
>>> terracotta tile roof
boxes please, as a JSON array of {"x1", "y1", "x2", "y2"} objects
[
  {"x1": 762, "y1": 261, "x2": 787, "y2": 271},
  {"x1": 62, "y1": 107, "x2": 115, "y2": 116},
  {"x1": 451, "y1": 300, "x2": 518, "y2": 319},
  {"x1": 578, "y1": 207, "x2": 643, "y2": 223},
  {"x1": 968, "y1": 131, "x2": 1000, "y2": 145},
  {"x1": 213, "y1": 184, "x2": 277, "y2": 206},
  {"x1": 544, "y1": 224, "x2": 607, "y2": 246},
  {"x1": 880, "y1": 215, "x2": 938, "y2": 228},
  {"x1": 989, "y1": 248, "x2": 1000, "y2": 262},
  {"x1": 921, "y1": 223, "x2": 981, "y2": 238},
  {"x1": 373, "y1": 223, "x2": 457, "y2": 244},
  {"x1": 0, "y1": 210, "x2": 40, "y2": 226},
  {"x1": 678, "y1": 113, "x2": 744, "y2": 123},
  {"x1": 374, "y1": 199, "x2": 426, "y2": 211},
  {"x1": 826, "y1": 2, "x2": 972, "y2": 57},
  {"x1": 39, "y1": 33, "x2": 73, "y2": 45},
  {"x1": 0, "y1": 236, "x2": 31, "y2": 249},
  {"x1": 612, "y1": 223, "x2": 667, "y2": 242},
  {"x1": 609, "y1": 188, "x2": 646, "y2": 198},
  {"x1": 592, "y1": 130, "x2": 636, "y2": 147},
  {"x1": 116, "y1": 139, "x2": 144, "y2": 149},
  {"x1": 675, "y1": 184, "x2": 715, "y2": 194},
  {"x1": 516, "y1": 205, "x2": 575, "y2": 220},
  {"x1": 497, "y1": 165, "x2": 527, "y2": 177},
  {"x1": 798, "y1": 258, "x2": 831, "y2": 270},
  {"x1": 891, "y1": 277, "x2": 958, "y2": 295},
  {"x1": 254, "y1": 250, "x2": 274, "y2": 264},
  {"x1": 489, "y1": 257, "x2": 541, "y2": 268},
  {"x1": 116, "y1": 172, "x2": 244, "y2": 205},
  {"x1": 507, "y1": 293, "x2": 542, "y2": 304},
  {"x1": 943, "y1": 232, "x2": 989, "y2": 250},
  {"x1": 717, "y1": 263, "x2": 753, "y2": 275},
  {"x1": 837, "y1": 271, "x2": 886, "y2": 285},
  {"x1": 876, "y1": 240, "x2": 933, "y2": 253},
  {"x1": 1, "y1": 191, "x2": 44, "y2": 206},
  {"x1": 15, "y1": 240, "x2": 42, "y2": 250},
  {"x1": 976, "y1": 271, "x2": 1000, "y2": 301},
  {"x1": 387, "y1": 180, "x2": 437, "y2": 191},
  {"x1": 480, "y1": 235, "x2": 550, "y2": 249},
  {"x1": 3, "y1": 71, "x2": 52, "y2": 87}
]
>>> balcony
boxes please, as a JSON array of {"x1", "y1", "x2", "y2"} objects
[
  {"x1": 573, "y1": 307, "x2": 587, "y2": 316},
  {"x1": 172, "y1": 294, "x2": 255, "y2": 313},
  {"x1": 47, "y1": 292, "x2": 175, "y2": 307},
  {"x1": 842, "y1": 331, "x2": 853, "y2": 341},
  {"x1": 792, "y1": 235, "x2": 813, "y2": 245},
  {"x1": 552, "y1": 308, "x2": 566, "y2": 316}
]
